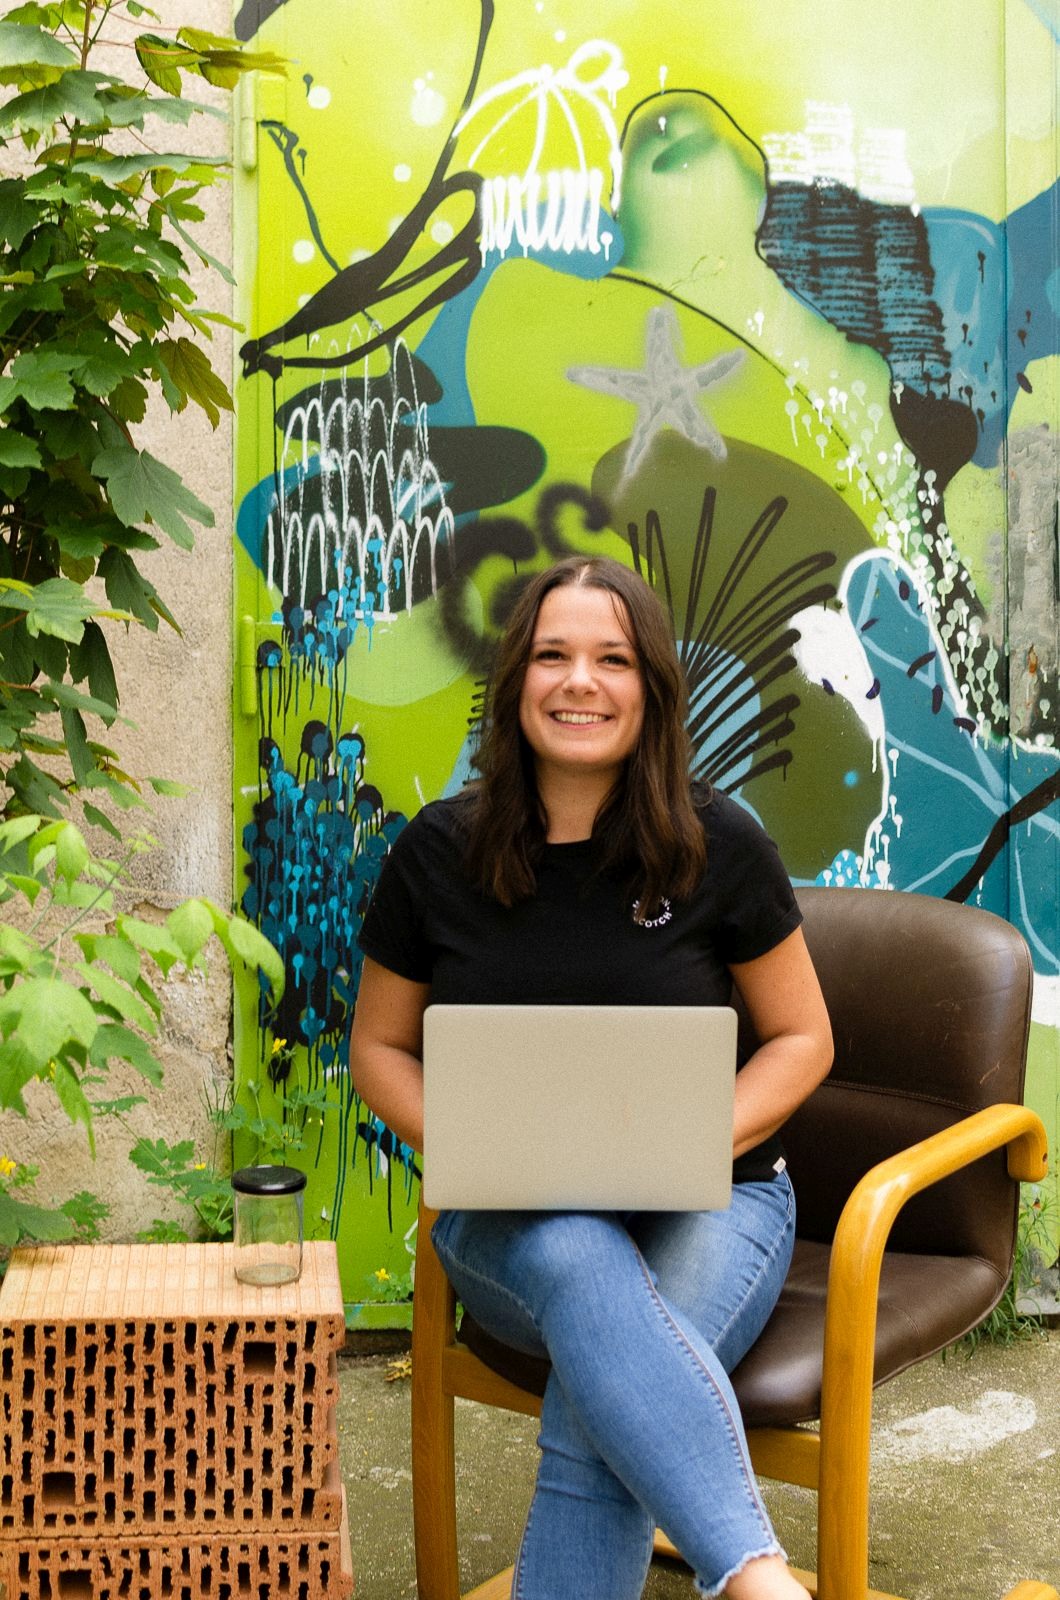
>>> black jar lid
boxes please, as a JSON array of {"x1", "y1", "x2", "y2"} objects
[{"x1": 231, "y1": 1164, "x2": 307, "y2": 1196}]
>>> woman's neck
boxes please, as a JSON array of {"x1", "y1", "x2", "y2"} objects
[{"x1": 536, "y1": 769, "x2": 616, "y2": 843}]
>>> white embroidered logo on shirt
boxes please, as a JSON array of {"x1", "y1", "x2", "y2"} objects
[{"x1": 632, "y1": 897, "x2": 673, "y2": 928}]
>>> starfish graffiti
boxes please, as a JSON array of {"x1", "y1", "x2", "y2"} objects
[{"x1": 568, "y1": 303, "x2": 745, "y2": 482}]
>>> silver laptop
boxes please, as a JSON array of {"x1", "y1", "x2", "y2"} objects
[{"x1": 422, "y1": 1004, "x2": 736, "y2": 1211}]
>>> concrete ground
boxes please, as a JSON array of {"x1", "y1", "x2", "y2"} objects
[{"x1": 337, "y1": 1330, "x2": 1060, "y2": 1599}]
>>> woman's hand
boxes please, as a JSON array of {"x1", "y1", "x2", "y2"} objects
[
  {"x1": 349, "y1": 956, "x2": 432, "y2": 1154},
  {"x1": 727, "y1": 928, "x2": 833, "y2": 1160}
]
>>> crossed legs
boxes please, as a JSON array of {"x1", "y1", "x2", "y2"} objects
[{"x1": 431, "y1": 1173, "x2": 799, "y2": 1599}]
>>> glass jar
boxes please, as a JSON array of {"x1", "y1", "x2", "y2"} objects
[{"x1": 231, "y1": 1165, "x2": 307, "y2": 1285}]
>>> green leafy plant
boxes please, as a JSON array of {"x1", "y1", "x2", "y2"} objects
[
  {"x1": 947, "y1": 1186, "x2": 1056, "y2": 1357},
  {"x1": 0, "y1": 1, "x2": 281, "y2": 820},
  {"x1": 0, "y1": 2, "x2": 285, "y2": 1249},
  {"x1": 127, "y1": 1078, "x2": 332, "y2": 1243},
  {"x1": 0, "y1": 811, "x2": 285, "y2": 1246},
  {"x1": 366, "y1": 1264, "x2": 414, "y2": 1305}
]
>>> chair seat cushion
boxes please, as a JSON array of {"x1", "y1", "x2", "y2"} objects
[{"x1": 457, "y1": 1239, "x2": 1007, "y2": 1427}]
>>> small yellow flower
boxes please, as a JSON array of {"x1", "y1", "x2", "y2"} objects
[
  {"x1": 192, "y1": 1162, "x2": 206, "y2": 1171},
  {"x1": 270, "y1": 1037, "x2": 288, "y2": 1056},
  {"x1": 0, "y1": 1156, "x2": 16, "y2": 1178},
  {"x1": 374, "y1": 1267, "x2": 391, "y2": 1283}
]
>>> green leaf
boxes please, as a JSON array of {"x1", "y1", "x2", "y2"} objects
[
  {"x1": 166, "y1": 897, "x2": 214, "y2": 962},
  {"x1": 67, "y1": 621, "x2": 119, "y2": 709},
  {"x1": 2, "y1": 874, "x2": 43, "y2": 908},
  {"x1": 134, "y1": 34, "x2": 187, "y2": 95},
  {"x1": 92, "y1": 87, "x2": 206, "y2": 129},
  {"x1": 155, "y1": 336, "x2": 232, "y2": 427},
  {"x1": 129, "y1": 1133, "x2": 195, "y2": 1178},
  {"x1": 68, "y1": 333, "x2": 136, "y2": 400},
  {"x1": 0, "y1": 69, "x2": 106, "y2": 134},
  {"x1": 0, "y1": 1193, "x2": 75, "y2": 1247},
  {"x1": 98, "y1": 547, "x2": 159, "y2": 629},
  {"x1": 75, "y1": 933, "x2": 140, "y2": 985},
  {"x1": 92, "y1": 444, "x2": 213, "y2": 548},
  {"x1": 81, "y1": 802, "x2": 121, "y2": 840},
  {"x1": 41, "y1": 679, "x2": 119, "y2": 726},
  {"x1": 38, "y1": 408, "x2": 98, "y2": 461},
  {"x1": 168, "y1": 216, "x2": 236, "y2": 285},
  {"x1": 60, "y1": 1189, "x2": 109, "y2": 1239},
  {"x1": 107, "y1": 374, "x2": 148, "y2": 425},
  {"x1": 72, "y1": 149, "x2": 225, "y2": 182},
  {"x1": 59, "y1": 703, "x2": 93, "y2": 783},
  {"x1": 0, "y1": 815, "x2": 43, "y2": 854},
  {"x1": 2, "y1": 349, "x2": 77, "y2": 411},
  {"x1": 0, "y1": 21, "x2": 79, "y2": 68},
  {"x1": 0, "y1": 1033, "x2": 38, "y2": 1112},
  {"x1": 0, "y1": 428, "x2": 42, "y2": 467},
  {"x1": 52, "y1": 1058, "x2": 95, "y2": 1152},
  {"x1": 0, "y1": 577, "x2": 96, "y2": 643},
  {"x1": 0, "y1": 974, "x2": 98, "y2": 1064},
  {"x1": 0, "y1": 180, "x2": 38, "y2": 249},
  {"x1": 76, "y1": 961, "x2": 156, "y2": 1031},
  {"x1": 6, "y1": 754, "x2": 65, "y2": 815},
  {"x1": 54, "y1": 819, "x2": 89, "y2": 882},
  {"x1": 51, "y1": 877, "x2": 107, "y2": 910},
  {"x1": 220, "y1": 913, "x2": 285, "y2": 1000},
  {"x1": 147, "y1": 776, "x2": 189, "y2": 796},
  {"x1": 89, "y1": 1022, "x2": 162, "y2": 1085},
  {"x1": 116, "y1": 915, "x2": 184, "y2": 977},
  {"x1": 0, "y1": 921, "x2": 40, "y2": 965}
]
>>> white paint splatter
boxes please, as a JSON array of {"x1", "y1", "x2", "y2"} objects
[
  {"x1": 307, "y1": 84, "x2": 331, "y2": 110},
  {"x1": 873, "y1": 1391, "x2": 1037, "y2": 1467},
  {"x1": 411, "y1": 78, "x2": 446, "y2": 127},
  {"x1": 790, "y1": 603, "x2": 885, "y2": 747},
  {"x1": 1032, "y1": 973, "x2": 1059, "y2": 1028},
  {"x1": 292, "y1": 239, "x2": 314, "y2": 264}
]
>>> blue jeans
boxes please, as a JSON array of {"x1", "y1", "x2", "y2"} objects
[{"x1": 431, "y1": 1170, "x2": 795, "y2": 1599}]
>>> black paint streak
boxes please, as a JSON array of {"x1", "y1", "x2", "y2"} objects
[
  {"x1": 906, "y1": 650, "x2": 937, "y2": 678},
  {"x1": 240, "y1": 0, "x2": 495, "y2": 380},
  {"x1": 627, "y1": 486, "x2": 836, "y2": 793},
  {"x1": 263, "y1": 122, "x2": 341, "y2": 274},
  {"x1": 945, "y1": 771, "x2": 1060, "y2": 903}
]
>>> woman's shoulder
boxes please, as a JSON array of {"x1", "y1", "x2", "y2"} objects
[
  {"x1": 393, "y1": 789, "x2": 476, "y2": 855},
  {"x1": 693, "y1": 783, "x2": 784, "y2": 857}
]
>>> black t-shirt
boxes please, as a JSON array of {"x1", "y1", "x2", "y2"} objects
[{"x1": 358, "y1": 790, "x2": 803, "y2": 1183}]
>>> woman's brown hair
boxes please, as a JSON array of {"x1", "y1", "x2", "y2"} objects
[{"x1": 463, "y1": 555, "x2": 707, "y2": 917}]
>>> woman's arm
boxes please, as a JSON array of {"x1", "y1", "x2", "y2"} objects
[
  {"x1": 349, "y1": 956, "x2": 432, "y2": 1154},
  {"x1": 728, "y1": 926, "x2": 833, "y2": 1161}
]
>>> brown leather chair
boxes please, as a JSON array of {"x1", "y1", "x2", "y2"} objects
[{"x1": 410, "y1": 888, "x2": 1050, "y2": 1600}]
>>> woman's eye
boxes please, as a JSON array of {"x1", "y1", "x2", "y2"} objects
[
  {"x1": 533, "y1": 649, "x2": 563, "y2": 662},
  {"x1": 603, "y1": 654, "x2": 633, "y2": 667}
]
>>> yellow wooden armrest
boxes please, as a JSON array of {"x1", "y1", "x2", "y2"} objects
[{"x1": 816, "y1": 1103, "x2": 1048, "y2": 1598}]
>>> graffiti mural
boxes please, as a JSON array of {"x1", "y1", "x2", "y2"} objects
[{"x1": 232, "y1": 0, "x2": 1059, "y2": 1314}]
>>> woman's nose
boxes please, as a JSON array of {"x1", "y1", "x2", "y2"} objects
[{"x1": 564, "y1": 654, "x2": 596, "y2": 690}]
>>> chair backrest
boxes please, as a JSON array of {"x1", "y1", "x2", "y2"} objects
[{"x1": 774, "y1": 888, "x2": 1033, "y2": 1266}]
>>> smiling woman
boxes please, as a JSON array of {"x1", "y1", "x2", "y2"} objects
[
  {"x1": 518, "y1": 584, "x2": 646, "y2": 830},
  {"x1": 350, "y1": 553, "x2": 832, "y2": 1600}
]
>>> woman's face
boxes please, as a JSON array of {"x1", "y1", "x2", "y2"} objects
[{"x1": 518, "y1": 584, "x2": 646, "y2": 789}]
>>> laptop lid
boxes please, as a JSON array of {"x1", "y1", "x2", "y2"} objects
[{"x1": 422, "y1": 1004, "x2": 736, "y2": 1211}]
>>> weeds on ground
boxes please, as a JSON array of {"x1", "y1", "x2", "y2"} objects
[{"x1": 946, "y1": 1186, "x2": 1056, "y2": 1358}]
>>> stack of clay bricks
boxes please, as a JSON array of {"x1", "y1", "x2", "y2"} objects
[{"x1": 0, "y1": 1240, "x2": 352, "y2": 1599}]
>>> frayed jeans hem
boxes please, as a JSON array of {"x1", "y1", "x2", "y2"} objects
[{"x1": 693, "y1": 1538, "x2": 787, "y2": 1597}]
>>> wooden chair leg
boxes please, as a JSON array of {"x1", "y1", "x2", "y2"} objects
[{"x1": 412, "y1": 1203, "x2": 461, "y2": 1600}]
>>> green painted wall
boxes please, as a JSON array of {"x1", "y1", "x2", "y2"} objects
[{"x1": 231, "y1": 1, "x2": 1060, "y2": 1318}]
